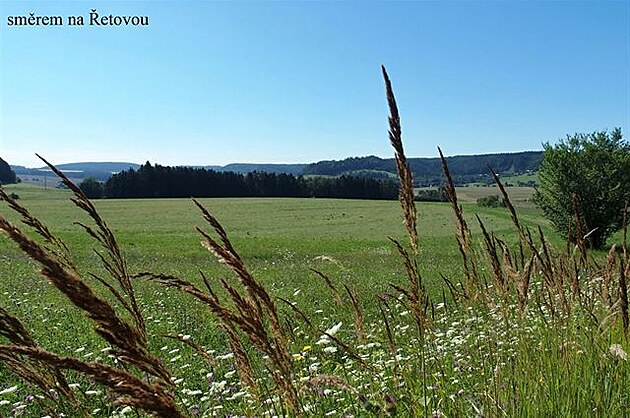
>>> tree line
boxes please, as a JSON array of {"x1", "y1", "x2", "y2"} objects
[
  {"x1": 303, "y1": 152, "x2": 543, "y2": 180},
  {"x1": 81, "y1": 162, "x2": 399, "y2": 200}
]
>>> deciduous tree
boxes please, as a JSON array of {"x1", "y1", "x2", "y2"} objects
[{"x1": 534, "y1": 128, "x2": 630, "y2": 249}]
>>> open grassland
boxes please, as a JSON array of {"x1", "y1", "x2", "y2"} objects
[
  {"x1": 0, "y1": 183, "x2": 552, "y2": 312},
  {"x1": 0, "y1": 181, "x2": 628, "y2": 417}
]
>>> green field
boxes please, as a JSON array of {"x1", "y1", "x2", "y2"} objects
[
  {"x1": 0, "y1": 183, "x2": 628, "y2": 417},
  {"x1": 500, "y1": 172, "x2": 539, "y2": 186},
  {"x1": 454, "y1": 185, "x2": 534, "y2": 204},
  {"x1": 0, "y1": 183, "x2": 552, "y2": 310}
]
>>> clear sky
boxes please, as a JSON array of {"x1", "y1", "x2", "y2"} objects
[{"x1": 1, "y1": 1, "x2": 628, "y2": 167}]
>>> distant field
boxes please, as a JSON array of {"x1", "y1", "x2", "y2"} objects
[
  {"x1": 0, "y1": 183, "x2": 551, "y2": 315},
  {"x1": 417, "y1": 185, "x2": 536, "y2": 207},
  {"x1": 454, "y1": 185, "x2": 535, "y2": 203},
  {"x1": 14, "y1": 174, "x2": 83, "y2": 187},
  {"x1": 500, "y1": 172, "x2": 539, "y2": 186}
]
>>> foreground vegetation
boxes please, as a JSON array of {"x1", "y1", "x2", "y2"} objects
[
  {"x1": 1, "y1": 182, "x2": 628, "y2": 418},
  {"x1": 0, "y1": 70, "x2": 628, "y2": 417}
]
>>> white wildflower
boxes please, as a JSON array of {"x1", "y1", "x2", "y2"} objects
[
  {"x1": 0, "y1": 386, "x2": 18, "y2": 395},
  {"x1": 216, "y1": 352, "x2": 234, "y2": 361},
  {"x1": 316, "y1": 336, "x2": 330, "y2": 345},
  {"x1": 184, "y1": 389, "x2": 202, "y2": 396},
  {"x1": 226, "y1": 390, "x2": 247, "y2": 401},
  {"x1": 609, "y1": 344, "x2": 628, "y2": 361},
  {"x1": 210, "y1": 380, "x2": 227, "y2": 393},
  {"x1": 326, "y1": 322, "x2": 342, "y2": 336}
]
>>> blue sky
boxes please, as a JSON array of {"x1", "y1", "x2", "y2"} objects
[{"x1": 1, "y1": 1, "x2": 628, "y2": 167}]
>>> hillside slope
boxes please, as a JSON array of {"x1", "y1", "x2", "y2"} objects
[{"x1": 303, "y1": 151, "x2": 542, "y2": 185}]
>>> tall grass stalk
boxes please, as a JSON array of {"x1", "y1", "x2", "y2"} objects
[
  {"x1": 382, "y1": 65, "x2": 432, "y2": 416},
  {"x1": 0, "y1": 193, "x2": 179, "y2": 416}
]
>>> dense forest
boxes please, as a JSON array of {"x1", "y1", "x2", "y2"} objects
[
  {"x1": 98, "y1": 162, "x2": 398, "y2": 199},
  {"x1": 303, "y1": 152, "x2": 542, "y2": 186}
]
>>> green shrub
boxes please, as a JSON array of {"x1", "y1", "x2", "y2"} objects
[
  {"x1": 415, "y1": 187, "x2": 447, "y2": 202},
  {"x1": 476, "y1": 194, "x2": 504, "y2": 207}
]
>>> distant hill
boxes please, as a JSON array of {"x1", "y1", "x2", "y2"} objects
[
  {"x1": 218, "y1": 163, "x2": 307, "y2": 176},
  {"x1": 12, "y1": 162, "x2": 140, "y2": 174},
  {"x1": 303, "y1": 152, "x2": 543, "y2": 186},
  {"x1": 8, "y1": 151, "x2": 543, "y2": 187},
  {"x1": 12, "y1": 162, "x2": 141, "y2": 183},
  {"x1": 46, "y1": 162, "x2": 142, "y2": 173}
]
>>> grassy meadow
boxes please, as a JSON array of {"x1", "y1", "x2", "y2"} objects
[
  {"x1": 0, "y1": 179, "x2": 628, "y2": 417},
  {"x1": 0, "y1": 183, "x2": 548, "y2": 304}
]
